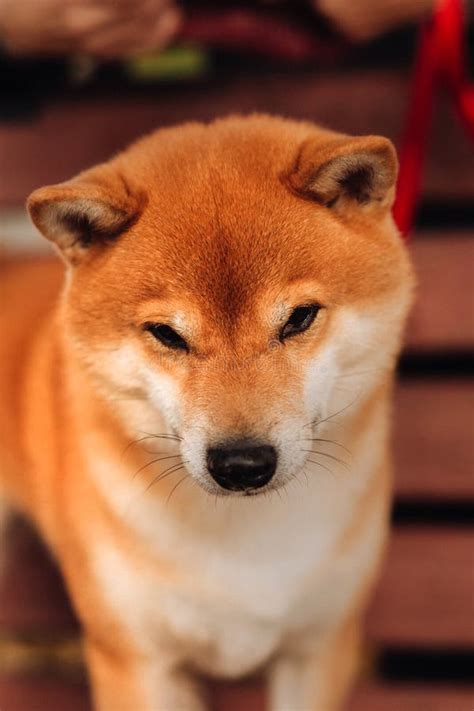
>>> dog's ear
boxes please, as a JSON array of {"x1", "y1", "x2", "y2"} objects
[
  {"x1": 285, "y1": 134, "x2": 398, "y2": 213},
  {"x1": 27, "y1": 164, "x2": 144, "y2": 264}
]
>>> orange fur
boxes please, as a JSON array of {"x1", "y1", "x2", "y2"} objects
[{"x1": 0, "y1": 115, "x2": 413, "y2": 710}]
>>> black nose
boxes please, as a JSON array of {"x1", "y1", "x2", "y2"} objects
[{"x1": 207, "y1": 440, "x2": 277, "y2": 491}]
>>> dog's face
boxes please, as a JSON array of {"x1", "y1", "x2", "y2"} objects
[{"x1": 28, "y1": 116, "x2": 413, "y2": 496}]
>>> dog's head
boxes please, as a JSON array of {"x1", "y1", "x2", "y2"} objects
[{"x1": 28, "y1": 116, "x2": 413, "y2": 497}]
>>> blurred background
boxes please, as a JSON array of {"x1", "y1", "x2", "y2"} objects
[{"x1": 0, "y1": 1, "x2": 473, "y2": 709}]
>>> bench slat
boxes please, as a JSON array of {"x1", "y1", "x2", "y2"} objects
[
  {"x1": 394, "y1": 380, "x2": 474, "y2": 498},
  {"x1": 407, "y1": 236, "x2": 474, "y2": 351},
  {"x1": 366, "y1": 527, "x2": 474, "y2": 647}
]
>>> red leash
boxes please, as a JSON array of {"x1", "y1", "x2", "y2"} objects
[{"x1": 393, "y1": 0, "x2": 474, "y2": 238}]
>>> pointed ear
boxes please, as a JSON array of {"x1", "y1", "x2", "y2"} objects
[
  {"x1": 285, "y1": 134, "x2": 398, "y2": 212},
  {"x1": 27, "y1": 165, "x2": 144, "y2": 264}
]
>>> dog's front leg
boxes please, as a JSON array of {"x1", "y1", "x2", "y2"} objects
[
  {"x1": 268, "y1": 613, "x2": 362, "y2": 711},
  {"x1": 85, "y1": 636, "x2": 208, "y2": 711}
]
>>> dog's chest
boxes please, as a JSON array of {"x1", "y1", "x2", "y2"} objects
[
  {"x1": 156, "y1": 583, "x2": 284, "y2": 676},
  {"x1": 96, "y1": 531, "x2": 320, "y2": 676},
  {"x1": 93, "y1": 479, "x2": 365, "y2": 676}
]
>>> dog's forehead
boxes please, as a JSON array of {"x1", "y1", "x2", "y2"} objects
[
  {"x1": 127, "y1": 184, "x2": 333, "y2": 317},
  {"x1": 105, "y1": 175, "x2": 376, "y2": 326},
  {"x1": 115, "y1": 119, "x2": 344, "y2": 304}
]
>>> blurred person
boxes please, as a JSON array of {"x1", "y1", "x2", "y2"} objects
[
  {"x1": 0, "y1": 0, "x2": 182, "y2": 57},
  {"x1": 313, "y1": 0, "x2": 436, "y2": 40}
]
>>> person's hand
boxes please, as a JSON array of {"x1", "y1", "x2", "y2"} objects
[
  {"x1": 0, "y1": 0, "x2": 182, "y2": 57},
  {"x1": 313, "y1": 0, "x2": 435, "y2": 41}
]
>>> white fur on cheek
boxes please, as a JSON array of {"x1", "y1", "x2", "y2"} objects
[
  {"x1": 89, "y1": 342, "x2": 183, "y2": 436},
  {"x1": 303, "y1": 300, "x2": 406, "y2": 428},
  {"x1": 85, "y1": 341, "x2": 215, "y2": 488},
  {"x1": 141, "y1": 363, "x2": 182, "y2": 432}
]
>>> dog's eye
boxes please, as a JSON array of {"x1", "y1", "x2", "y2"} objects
[
  {"x1": 144, "y1": 323, "x2": 189, "y2": 352},
  {"x1": 280, "y1": 304, "x2": 320, "y2": 341}
]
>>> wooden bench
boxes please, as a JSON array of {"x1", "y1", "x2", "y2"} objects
[{"x1": 1, "y1": 62, "x2": 473, "y2": 710}]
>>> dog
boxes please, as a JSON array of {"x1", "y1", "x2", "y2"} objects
[{"x1": 0, "y1": 115, "x2": 414, "y2": 710}]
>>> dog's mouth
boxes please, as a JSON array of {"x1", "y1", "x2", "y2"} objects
[{"x1": 203, "y1": 479, "x2": 277, "y2": 498}]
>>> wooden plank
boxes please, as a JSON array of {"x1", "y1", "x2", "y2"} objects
[
  {"x1": 394, "y1": 379, "x2": 474, "y2": 499},
  {"x1": 1, "y1": 676, "x2": 473, "y2": 711},
  {"x1": 366, "y1": 527, "x2": 474, "y2": 647},
  {"x1": 349, "y1": 682, "x2": 474, "y2": 711},
  {"x1": 0, "y1": 678, "x2": 89, "y2": 711},
  {"x1": 0, "y1": 70, "x2": 472, "y2": 204},
  {"x1": 406, "y1": 235, "x2": 474, "y2": 351},
  {"x1": 0, "y1": 517, "x2": 78, "y2": 635},
  {"x1": 212, "y1": 680, "x2": 474, "y2": 711}
]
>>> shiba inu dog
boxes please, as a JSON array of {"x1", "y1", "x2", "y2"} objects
[{"x1": 0, "y1": 115, "x2": 413, "y2": 710}]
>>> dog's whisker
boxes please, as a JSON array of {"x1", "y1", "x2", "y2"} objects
[
  {"x1": 274, "y1": 485, "x2": 284, "y2": 502},
  {"x1": 166, "y1": 472, "x2": 190, "y2": 505},
  {"x1": 123, "y1": 432, "x2": 182, "y2": 459},
  {"x1": 300, "y1": 437, "x2": 351, "y2": 454},
  {"x1": 133, "y1": 454, "x2": 183, "y2": 481},
  {"x1": 302, "y1": 449, "x2": 350, "y2": 470},
  {"x1": 122, "y1": 434, "x2": 169, "y2": 458},
  {"x1": 305, "y1": 458, "x2": 336, "y2": 478},
  {"x1": 304, "y1": 394, "x2": 361, "y2": 430},
  {"x1": 125, "y1": 461, "x2": 186, "y2": 516},
  {"x1": 138, "y1": 430, "x2": 183, "y2": 442},
  {"x1": 296, "y1": 468, "x2": 309, "y2": 489},
  {"x1": 145, "y1": 461, "x2": 188, "y2": 494},
  {"x1": 141, "y1": 446, "x2": 174, "y2": 455}
]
